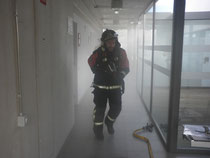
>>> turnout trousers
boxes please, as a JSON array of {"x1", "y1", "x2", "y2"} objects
[{"x1": 93, "y1": 87, "x2": 122, "y2": 125}]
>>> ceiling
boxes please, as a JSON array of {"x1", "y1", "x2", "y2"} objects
[{"x1": 81, "y1": 0, "x2": 152, "y2": 29}]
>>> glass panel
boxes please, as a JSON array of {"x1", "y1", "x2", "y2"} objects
[
  {"x1": 136, "y1": 17, "x2": 144, "y2": 94},
  {"x1": 142, "y1": 6, "x2": 153, "y2": 110},
  {"x1": 137, "y1": 59, "x2": 143, "y2": 94},
  {"x1": 185, "y1": 0, "x2": 210, "y2": 12},
  {"x1": 153, "y1": 70, "x2": 170, "y2": 136},
  {"x1": 177, "y1": 0, "x2": 210, "y2": 149},
  {"x1": 144, "y1": 8, "x2": 153, "y2": 62},
  {"x1": 143, "y1": 63, "x2": 152, "y2": 108},
  {"x1": 152, "y1": 0, "x2": 174, "y2": 141}
]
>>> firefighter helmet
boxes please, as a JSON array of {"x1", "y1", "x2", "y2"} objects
[{"x1": 101, "y1": 29, "x2": 118, "y2": 42}]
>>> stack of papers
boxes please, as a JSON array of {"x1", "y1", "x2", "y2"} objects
[{"x1": 183, "y1": 124, "x2": 210, "y2": 148}]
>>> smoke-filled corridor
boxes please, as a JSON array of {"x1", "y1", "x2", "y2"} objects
[
  {"x1": 56, "y1": 67, "x2": 165, "y2": 158},
  {"x1": 1, "y1": 0, "x2": 210, "y2": 158}
]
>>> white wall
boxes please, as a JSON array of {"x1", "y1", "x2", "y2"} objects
[
  {"x1": 34, "y1": 0, "x2": 76, "y2": 157},
  {"x1": 73, "y1": 2, "x2": 101, "y2": 103},
  {"x1": 0, "y1": 0, "x2": 39, "y2": 158},
  {"x1": 50, "y1": 0, "x2": 75, "y2": 156},
  {"x1": 0, "y1": 0, "x2": 101, "y2": 158},
  {"x1": 0, "y1": 0, "x2": 20, "y2": 157}
]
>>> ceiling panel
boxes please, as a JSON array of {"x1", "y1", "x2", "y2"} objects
[{"x1": 81, "y1": 0, "x2": 152, "y2": 29}]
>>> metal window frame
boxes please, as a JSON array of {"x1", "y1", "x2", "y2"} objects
[
  {"x1": 149, "y1": 1, "x2": 155, "y2": 114},
  {"x1": 139, "y1": 0, "x2": 170, "y2": 148},
  {"x1": 167, "y1": 0, "x2": 186, "y2": 152},
  {"x1": 137, "y1": 0, "x2": 210, "y2": 154},
  {"x1": 142, "y1": 1, "x2": 154, "y2": 111},
  {"x1": 168, "y1": 0, "x2": 210, "y2": 154},
  {"x1": 171, "y1": 0, "x2": 210, "y2": 154},
  {"x1": 141, "y1": 14, "x2": 145, "y2": 98},
  {"x1": 137, "y1": 15, "x2": 144, "y2": 97}
]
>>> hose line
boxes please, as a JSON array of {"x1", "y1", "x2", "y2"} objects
[{"x1": 133, "y1": 124, "x2": 154, "y2": 158}]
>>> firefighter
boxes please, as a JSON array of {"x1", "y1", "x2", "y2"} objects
[{"x1": 88, "y1": 29, "x2": 129, "y2": 140}]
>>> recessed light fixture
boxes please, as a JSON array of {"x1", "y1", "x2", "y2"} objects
[
  {"x1": 114, "y1": 10, "x2": 119, "y2": 14},
  {"x1": 130, "y1": 21, "x2": 134, "y2": 24}
]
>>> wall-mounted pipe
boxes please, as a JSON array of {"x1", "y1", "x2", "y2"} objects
[{"x1": 14, "y1": 0, "x2": 23, "y2": 115}]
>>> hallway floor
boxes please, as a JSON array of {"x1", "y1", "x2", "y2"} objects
[{"x1": 57, "y1": 74, "x2": 210, "y2": 158}]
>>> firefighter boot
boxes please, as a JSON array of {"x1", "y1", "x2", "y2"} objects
[
  {"x1": 93, "y1": 124, "x2": 104, "y2": 140},
  {"x1": 105, "y1": 116, "x2": 115, "y2": 135}
]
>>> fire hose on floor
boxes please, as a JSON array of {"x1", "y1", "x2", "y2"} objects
[{"x1": 133, "y1": 123, "x2": 154, "y2": 158}]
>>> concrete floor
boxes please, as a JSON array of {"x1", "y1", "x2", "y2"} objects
[{"x1": 57, "y1": 74, "x2": 210, "y2": 158}]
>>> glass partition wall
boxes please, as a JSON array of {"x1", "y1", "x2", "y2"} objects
[
  {"x1": 137, "y1": 0, "x2": 210, "y2": 154},
  {"x1": 142, "y1": 6, "x2": 153, "y2": 111},
  {"x1": 177, "y1": 0, "x2": 210, "y2": 152},
  {"x1": 152, "y1": 0, "x2": 174, "y2": 142},
  {"x1": 136, "y1": 16, "x2": 144, "y2": 95}
]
